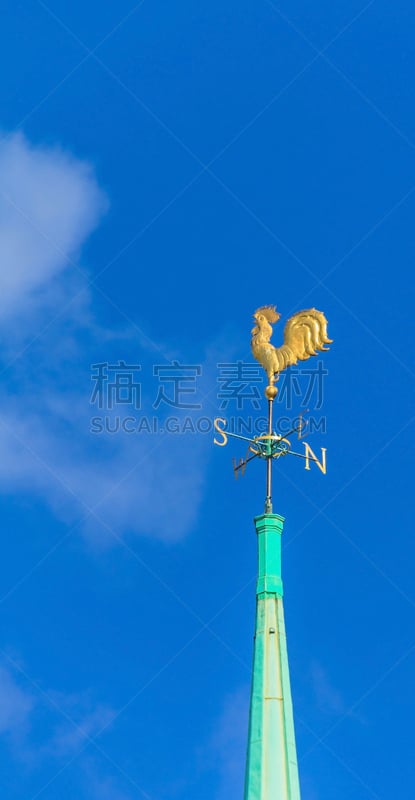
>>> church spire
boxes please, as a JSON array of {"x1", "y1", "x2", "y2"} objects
[
  {"x1": 213, "y1": 303, "x2": 332, "y2": 797},
  {"x1": 244, "y1": 512, "x2": 300, "y2": 799}
]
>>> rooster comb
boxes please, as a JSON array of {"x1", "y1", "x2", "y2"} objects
[{"x1": 254, "y1": 305, "x2": 281, "y2": 323}]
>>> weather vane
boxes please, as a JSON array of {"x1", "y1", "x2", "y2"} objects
[{"x1": 214, "y1": 305, "x2": 333, "y2": 513}]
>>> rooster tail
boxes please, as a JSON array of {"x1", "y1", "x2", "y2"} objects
[{"x1": 283, "y1": 308, "x2": 333, "y2": 362}]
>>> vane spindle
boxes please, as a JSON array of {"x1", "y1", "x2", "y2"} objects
[
  {"x1": 265, "y1": 398, "x2": 273, "y2": 513},
  {"x1": 264, "y1": 383, "x2": 277, "y2": 513}
]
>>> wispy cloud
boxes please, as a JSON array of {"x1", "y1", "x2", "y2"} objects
[
  {"x1": 310, "y1": 661, "x2": 366, "y2": 726},
  {"x1": 202, "y1": 685, "x2": 250, "y2": 800},
  {"x1": 0, "y1": 130, "x2": 215, "y2": 543},
  {"x1": 0, "y1": 661, "x2": 116, "y2": 761},
  {"x1": 310, "y1": 661, "x2": 346, "y2": 716},
  {"x1": 0, "y1": 663, "x2": 36, "y2": 745},
  {"x1": 0, "y1": 660, "x2": 135, "y2": 799},
  {"x1": 0, "y1": 131, "x2": 107, "y2": 326},
  {"x1": 42, "y1": 693, "x2": 116, "y2": 759},
  {"x1": 82, "y1": 759, "x2": 135, "y2": 800}
]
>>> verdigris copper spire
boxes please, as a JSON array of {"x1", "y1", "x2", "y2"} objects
[{"x1": 244, "y1": 512, "x2": 300, "y2": 799}]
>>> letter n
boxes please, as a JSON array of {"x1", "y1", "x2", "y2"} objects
[{"x1": 303, "y1": 443, "x2": 327, "y2": 474}]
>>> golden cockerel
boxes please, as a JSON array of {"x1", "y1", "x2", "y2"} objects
[{"x1": 251, "y1": 305, "x2": 332, "y2": 393}]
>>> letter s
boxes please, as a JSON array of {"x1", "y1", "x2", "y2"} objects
[{"x1": 213, "y1": 417, "x2": 228, "y2": 447}]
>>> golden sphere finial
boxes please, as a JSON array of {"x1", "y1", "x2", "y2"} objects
[{"x1": 265, "y1": 385, "x2": 278, "y2": 401}]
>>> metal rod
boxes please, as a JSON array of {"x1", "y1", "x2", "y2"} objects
[
  {"x1": 265, "y1": 398, "x2": 273, "y2": 513},
  {"x1": 233, "y1": 452, "x2": 260, "y2": 473},
  {"x1": 286, "y1": 450, "x2": 318, "y2": 461},
  {"x1": 221, "y1": 431, "x2": 258, "y2": 444}
]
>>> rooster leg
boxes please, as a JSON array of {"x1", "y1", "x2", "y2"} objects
[{"x1": 267, "y1": 370, "x2": 279, "y2": 386}]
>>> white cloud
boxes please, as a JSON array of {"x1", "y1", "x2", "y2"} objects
[
  {"x1": 204, "y1": 685, "x2": 250, "y2": 800},
  {"x1": 0, "y1": 130, "x2": 214, "y2": 542},
  {"x1": 44, "y1": 694, "x2": 116, "y2": 759},
  {"x1": 310, "y1": 662, "x2": 346, "y2": 716},
  {"x1": 0, "y1": 660, "x2": 131, "y2": 798},
  {"x1": 82, "y1": 760, "x2": 135, "y2": 800},
  {"x1": 0, "y1": 662, "x2": 115, "y2": 760},
  {"x1": 0, "y1": 664, "x2": 35, "y2": 742},
  {"x1": 310, "y1": 661, "x2": 367, "y2": 727},
  {"x1": 0, "y1": 131, "x2": 107, "y2": 321},
  {"x1": 0, "y1": 400, "x2": 209, "y2": 543},
  {"x1": 0, "y1": 664, "x2": 114, "y2": 756}
]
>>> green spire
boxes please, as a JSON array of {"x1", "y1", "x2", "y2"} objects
[{"x1": 244, "y1": 513, "x2": 301, "y2": 799}]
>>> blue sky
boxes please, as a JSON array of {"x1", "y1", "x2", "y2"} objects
[{"x1": 0, "y1": 1, "x2": 414, "y2": 798}]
